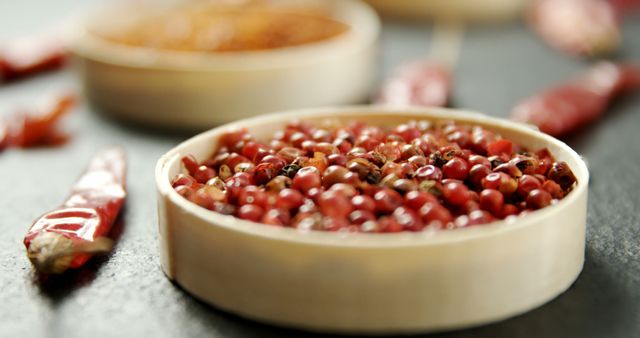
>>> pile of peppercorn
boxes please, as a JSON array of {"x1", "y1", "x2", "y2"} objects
[{"x1": 171, "y1": 119, "x2": 577, "y2": 232}]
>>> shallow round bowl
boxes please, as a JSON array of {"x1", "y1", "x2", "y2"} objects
[
  {"x1": 155, "y1": 106, "x2": 589, "y2": 334},
  {"x1": 70, "y1": 0, "x2": 380, "y2": 130}
]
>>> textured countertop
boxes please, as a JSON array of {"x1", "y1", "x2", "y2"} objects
[{"x1": 1, "y1": 1, "x2": 639, "y2": 337}]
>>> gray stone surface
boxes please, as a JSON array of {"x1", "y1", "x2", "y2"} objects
[{"x1": 1, "y1": 1, "x2": 639, "y2": 337}]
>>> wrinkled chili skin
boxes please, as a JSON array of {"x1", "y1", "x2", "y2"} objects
[
  {"x1": 511, "y1": 62, "x2": 640, "y2": 137},
  {"x1": 376, "y1": 61, "x2": 452, "y2": 108},
  {"x1": 23, "y1": 147, "x2": 127, "y2": 268}
]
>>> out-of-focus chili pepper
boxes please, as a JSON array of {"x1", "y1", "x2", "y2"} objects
[
  {"x1": 375, "y1": 20, "x2": 462, "y2": 107},
  {"x1": 24, "y1": 147, "x2": 127, "y2": 274},
  {"x1": 610, "y1": 0, "x2": 640, "y2": 14},
  {"x1": 375, "y1": 61, "x2": 452, "y2": 107},
  {"x1": 0, "y1": 34, "x2": 67, "y2": 83},
  {"x1": 528, "y1": 0, "x2": 620, "y2": 57},
  {"x1": 511, "y1": 62, "x2": 640, "y2": 137},
  {"x1": 0, "y1": 93, "x2": 75, "y2": 151}
]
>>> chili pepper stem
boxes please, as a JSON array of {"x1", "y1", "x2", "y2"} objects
[{"x1": 27, "y1": 232, "x2": 113, "y2": 274}]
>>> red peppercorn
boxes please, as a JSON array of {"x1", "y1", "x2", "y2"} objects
[
  {"x1": 241, "y1": 141, "x2": 261, "y2": 160},
  {"x1": 237, "y1": 204, "x2": 264, "y2": 222},
  {"x1": 468, "y1": 164, "x2": 491, "y2": 188},
  {"x1": 329, "y1": 183, "x2": 358, "y2": 198},
  {"x1": 191, "y1": 189, "x2": 215, "y2": 209},
  {"x1": 374, "y1": 189, "x2": 403, "y2": 214},
  {"x1": 468, "y1": 210, "x2": 495, "y2": 225},
  {"x1": 276, "y1": 188, "x2": 304, "y2": 210},
  {"x1": 493, "y1": 162, "x2": 523, "y2": 178},
  {"x1": 468, "y1": 154, "x2": 491, "y2": 168},
  {"x1": 318, "y1": 190, "x2": 352, "y2": 218},
  {"x1": 419, "y1": 203, "x2": 453, "y2": 228},
  {"x1": 517, "y1": 174, "x2": 542, "y2": 198},
  {"x1": 322, "y1": 165, "x2": 351, "y2": 188},
  {"x1": 194, "y1": 165, "x2": 217, "y2": 183},
  {"x1": 464, "y1": 200, "x2": 481, "y2": 214},
  {"x1": 442, "y1": 181, "x2": 470, "y2": 206},
  {"x1": 527, "y1": 189, "x2": 552, "y2": 209},
  {"x1": 327, "y1": 153, "x2": 347, "y2": 166},
  {"x1": 379, "y1": 216, "x2": 403, "y2": 233},
  {"x1": 393, "y1": 207, "x2": 424, "y2": 231},
  {"x1": 261, "y1": 155, "x2": 287, "y2": 171},
  {"x1": 292, "y1": 166, "x2": 322, "y2": 193},
  {"x1": 548, "y1": 161, "x2": 577, "y2": 191},
  {"x1": 181, "y1": 155, "x2": 201, "y2": 175},
  {"x1": 355, "y1": 135, "x2": 381, "y2": 151},
  {"x1": 487, "y1": 139, "x2": 513, "y2": 157},
  {"x1": 290, "y1": 132, "x2": 308, "y2": 148},
  {"x1": 320, "y1": 217, "x2": 349, "y2": 231},
  {"x1": 238, "y1": 186, "x2": 268, "y2": 207},
  {"x1": 542, "y1": 180, "x2": 565, "y2": 199},
  {"x1": 351, "y1": 195, "x2": 376, "y2": 212},
  {"x1": 175, "y1": 185, "x2": 195, "y2": 199},
  {"x1": 442, "y1": 157, "x2": 470, "y2": 180},
  {"x1": 479, "y1": 189, "x2": 504, "y2": 215},
  {"x1": 333, "y1": 139, "x2": 353, "y2": 154},
  {"x1": 482, "y1": 172, "x2": 518, "y2": 195},
  {"x1": 415, "y1": 165, "x2": 443, "y2": 181},
  {"x1": 500, "y1": 204, "x2": 520, "y2": 218},
  {"x1": 261, "y1": 208, "x2": 291, "y2": 226},
  {"x1": 254, "y1": 162, "x2": 277, "y2": 185},
  {"x1": 220, "y1": 128, "x2": 248, "y2": 149},
  {"x1": 404, "y1": 191, "x2": 438, "y2": 210},
  {"x1": 172, "y1": 173, "x2": 196, "y2": 188},
  {"x1": 393, "y1": 124, "x2": 421, "y2": 143},
  {"x1": 349, "y1": 210, "x2": 376, "y2": 224},
  {"x1": 407, "y1": 155, "x2": 427, "y2": 168}
]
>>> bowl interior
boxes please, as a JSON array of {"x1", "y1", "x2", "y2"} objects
[{"x1": 156, "y1": 106, "x2": 589, "y2": 247}]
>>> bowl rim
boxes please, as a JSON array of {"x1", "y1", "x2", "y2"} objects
[
  {"x1": 68, "y1": 0, "x2": 380, "y2": 71},
  {"x1": 156, "y1": 105, "x2": 589, "y2": 248}
]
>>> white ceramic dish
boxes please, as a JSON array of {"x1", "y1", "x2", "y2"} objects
[
  {"x1": 155, "y1": 106, "x2": 589, "y2": 334},
  {"x1": 364, "y1": 0, "x2": 527, "y2": 23},
  {"x1": 69, "y1": 0, "x2": 380, "y2": 130}
]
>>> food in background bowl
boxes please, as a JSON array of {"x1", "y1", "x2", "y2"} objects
[{"x1": 92, "y1": 1, "x2": 350, "y2": 52}]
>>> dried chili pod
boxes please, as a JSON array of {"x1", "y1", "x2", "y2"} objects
[
  {"x1": 1, "y1": 93, "x2": 75, "y2": 150},
  {"x1": 376, "y1": 61, "x2": 452, "y2": 107},
  {"x1": 24, "y1": 147, "x2": 127, "y2": 274},
  {"x1": 0, "y1": 33, "x2": 67, "y2": 83},
  {"x1": 375, "y1": 20, "x2": 462, "y2": 107},
  {"x1": 511, "y1": 62, "x2": 640, "y2": 137},
  {"x1": 529, "y1": 0, "x2": 620, "y2": 57}
]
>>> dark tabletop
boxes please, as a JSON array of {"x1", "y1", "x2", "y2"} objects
[{"x1": 2, "y1": 1, "x2": 640, "y2": 337}]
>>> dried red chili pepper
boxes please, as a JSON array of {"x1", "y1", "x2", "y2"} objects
[
  {"x1": 610, "y1": 0, "x2": 640, "y2": 14},
  {"x1": 375, "y1": 20, "x2": 462, "y2": 107},
  {"x1": 528, "y1": 0, "x2": 620, "y2": 57},
  {"x1": 511, "y1": 62, "x2": 640, "y2": 137},
  {"x1": 0, "y1": 93, "x2": 75, "y2": 151},
  {"x1": 376, "y1": 61, "x2": 452, "y2": 107},
  {"x1": 0, "y1": 33, "x2": 67, "y2": 83},
  {"x1": 24, "y1": 147, "x2": 127, "y2": 274}
]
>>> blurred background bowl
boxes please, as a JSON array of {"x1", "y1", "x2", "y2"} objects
[
  {"x1": 69, "y1": 0, "x2": 380, "y2": 130},
  {"x1": 365, "y1": 0, "x2": 527, "y2": 23}
]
